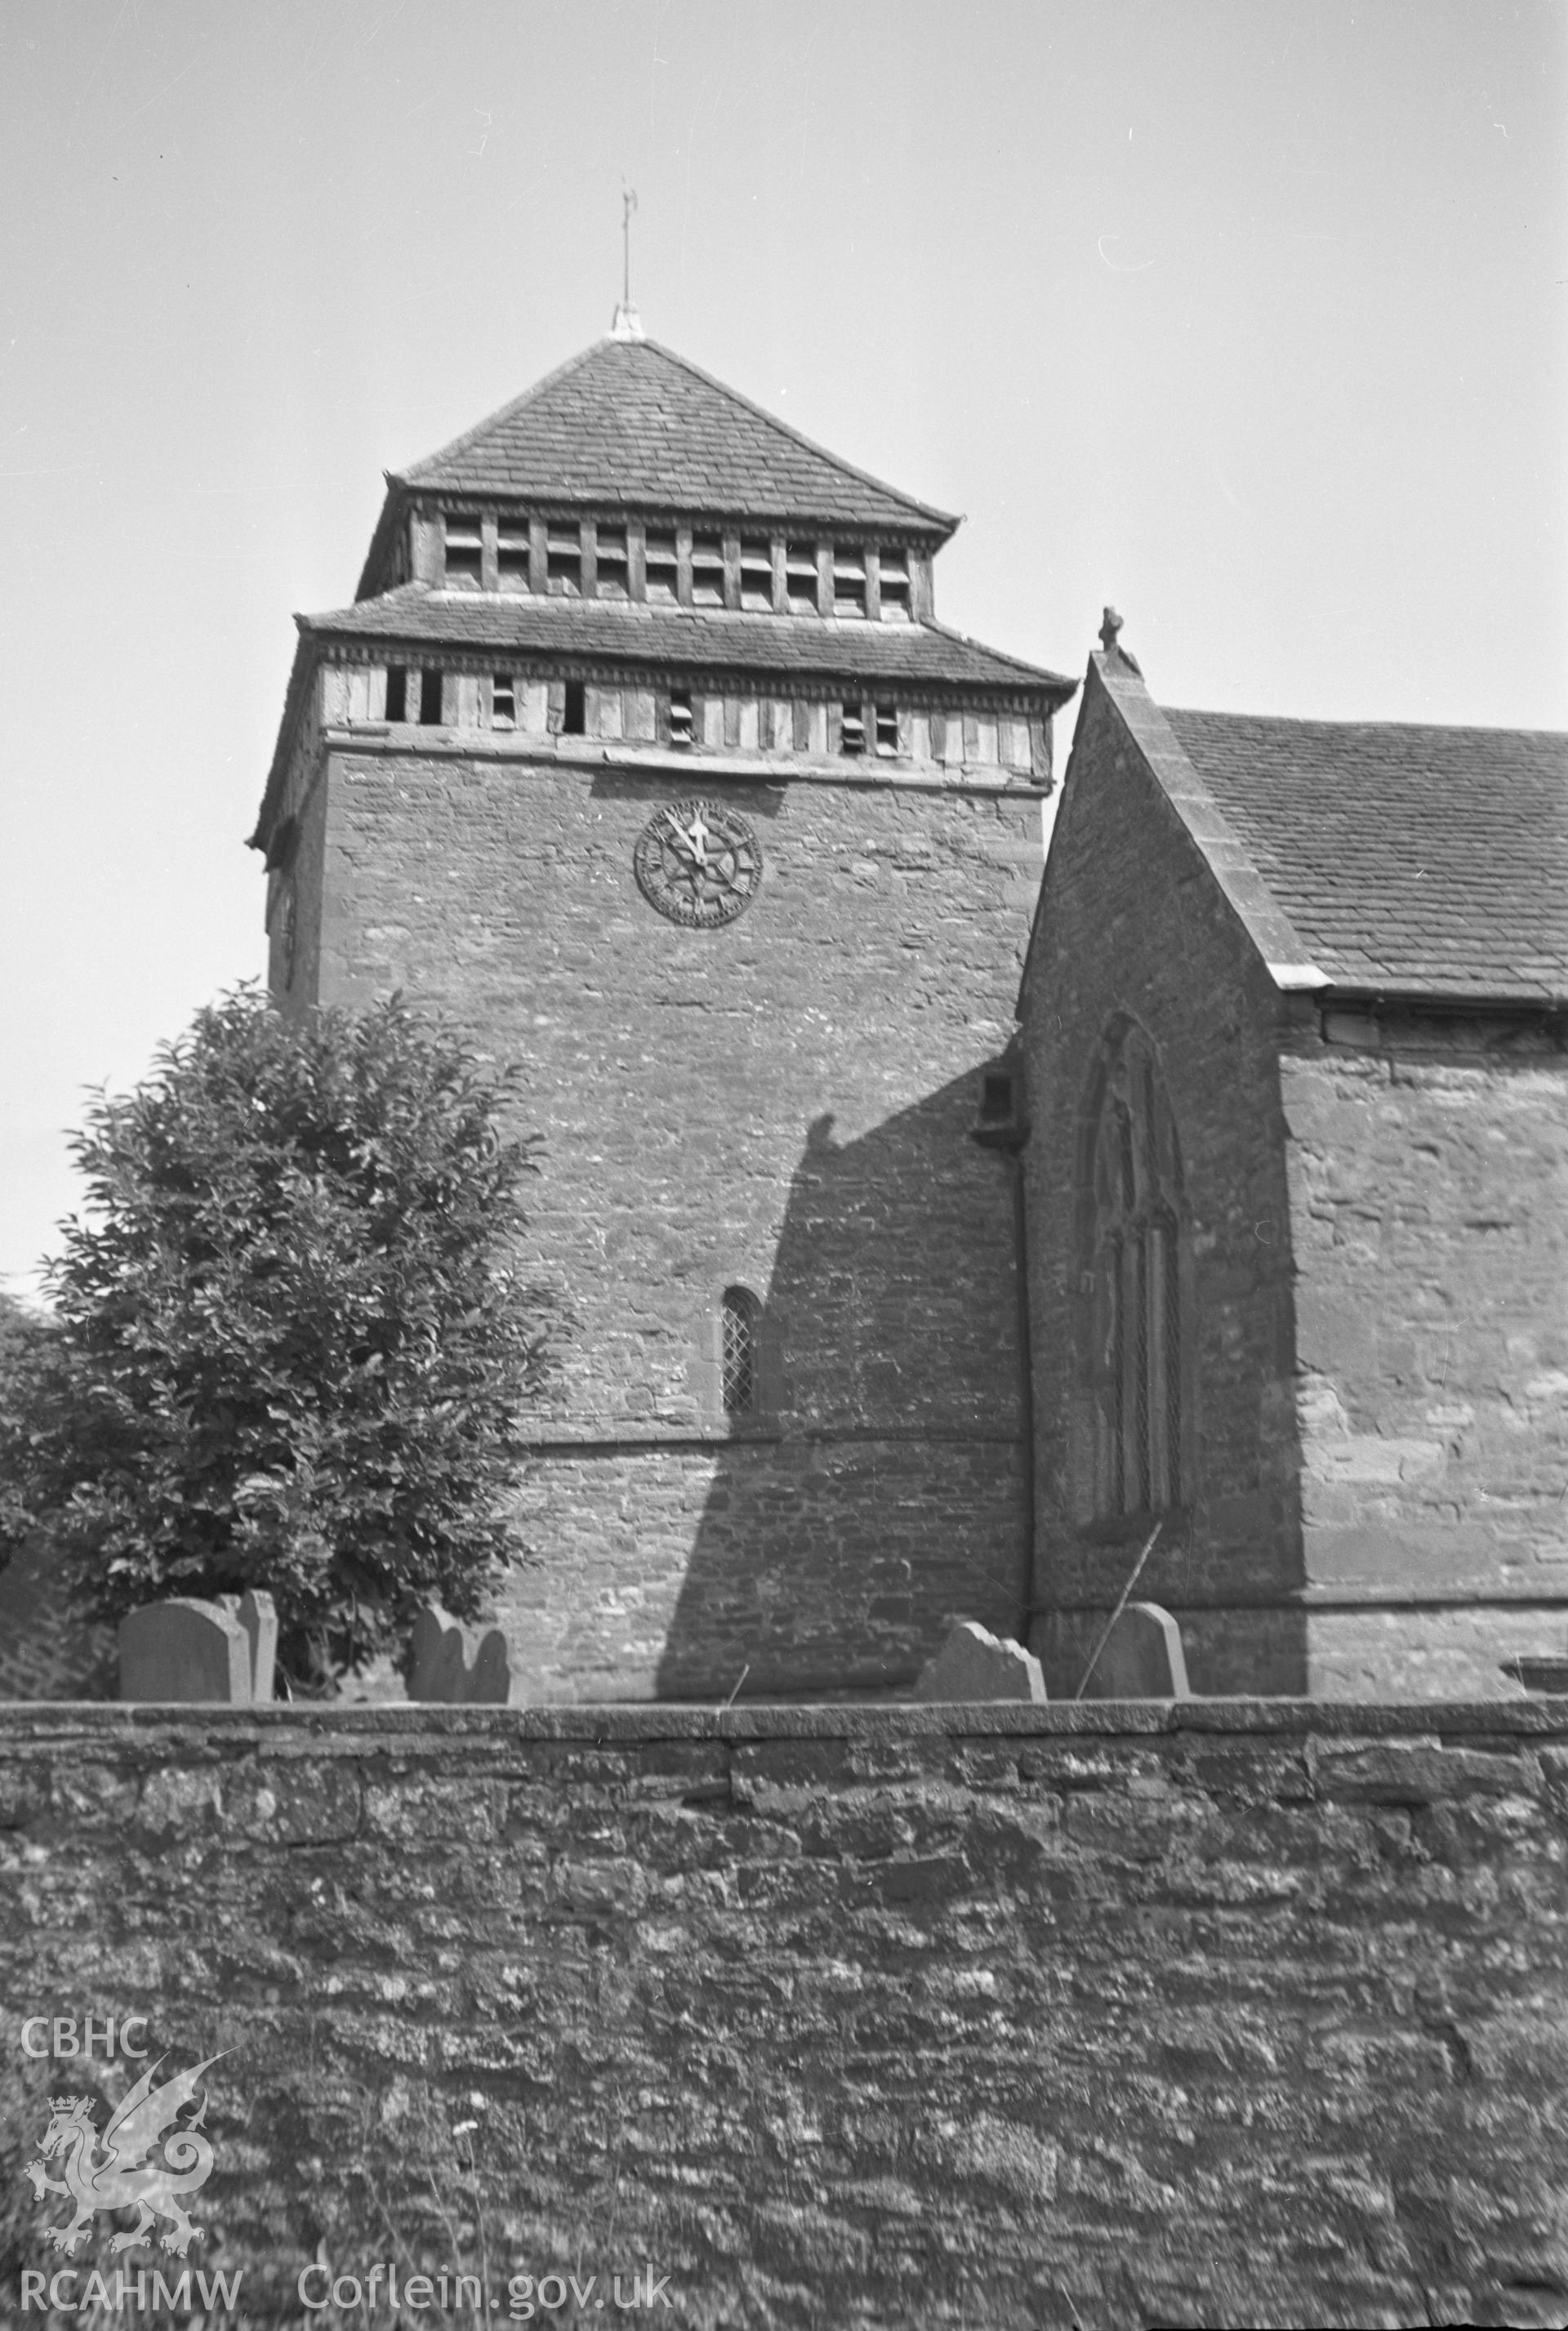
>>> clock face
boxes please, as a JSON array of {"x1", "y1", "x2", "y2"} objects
[{"x1": 634, "y1": 799, "x2": 762, "y2": 929}]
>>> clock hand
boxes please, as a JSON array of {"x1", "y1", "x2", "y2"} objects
[{"x1": 665, "y1": 808, "x2": 711, "y2": 867}]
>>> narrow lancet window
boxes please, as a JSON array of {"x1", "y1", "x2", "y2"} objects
[
  {"x1": 721, "y1": 1287, "x2": 760, "y2": 1416},
  {"x1": 1085, "y1": 1025, "x2": 1185, "y2": 1518}
]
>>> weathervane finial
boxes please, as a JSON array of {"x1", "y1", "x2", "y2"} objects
[{"x1": 612, "y1": 185, "x2": 644, "y2": 341}]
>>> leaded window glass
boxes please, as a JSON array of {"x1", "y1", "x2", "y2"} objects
[{"x1": 721, "y1": 1286, "x2": 760, "y2": 1416}]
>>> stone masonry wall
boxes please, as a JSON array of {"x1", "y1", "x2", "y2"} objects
[
  {"x1": 512, "y1": 1438, "x2": 1026, "y2": 1702},
  {"x1": 1019, "y1": 670, "x2": 1304, "y2": 1696},
  {"x1": 290, "y1": 742, "x2": 1043, "y2": 1698},
  {"x1": 3, "y1": 1700, "x2": 1567, "y2": 2329},
  {"x1": 1284, "y1": 1015, "x2": 1568, "y2": 1699}
]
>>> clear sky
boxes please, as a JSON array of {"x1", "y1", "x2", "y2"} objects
[{"x1": 2, "y1": 0, "x2": 1564, "y2": 1295}]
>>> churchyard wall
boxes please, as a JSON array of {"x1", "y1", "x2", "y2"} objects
[{"x1": 3, "y1": 1698, "x2": 1566, "y2": 2329}]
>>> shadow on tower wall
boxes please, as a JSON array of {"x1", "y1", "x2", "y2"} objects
[{"x1": 655, "y1": 1075, "x2": 1030, "y2": 1699}]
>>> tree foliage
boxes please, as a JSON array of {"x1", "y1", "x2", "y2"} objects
[
  {"x1": 0, "y1": 987, "x2": 554, "y2": 1683},
  {"x1": 0, "y1": 1292, "x2": 60, "y2": 1558}
]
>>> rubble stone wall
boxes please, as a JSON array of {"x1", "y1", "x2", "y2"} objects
[
  {"x1": 1283, "y1": 1019, "x2": 1568, "y2": 1697},
  {"x1": 3, "y1": 1700, "x2": 1566, "y2": 2329}
]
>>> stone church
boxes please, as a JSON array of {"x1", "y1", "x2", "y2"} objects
[
  {"x1": 249, "y1": 316, "x2": 1568, "y2": 1705},
  {"x1": 1025, "y1": 638, "x2": 1566, "y2": 1701}
]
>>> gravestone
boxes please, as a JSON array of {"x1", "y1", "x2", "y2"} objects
[
  {"x1": 408, "y1": 1603, "x2": 514, "y2": 1705},
  {"x1": 1080, "y1": 1601, "x2": 1191, "y2": 1699},
  {"x1": 214, "y1": 1589, "x2": 278, "y2": 1702},
  {"x1": 118, "y1": 1599, "x2": 252, "y2": 1704},
  {"x1": 914, "y1": 1619, "x2": 1048, "y2": 1704},
  {"x1": 466, "y1": 1628, "x2": 512, "y2": 1705},
  {"x1": 240, "y1": 1589, "x2": 278, "y2": 1702},
  {"x1": 408, "y1": 1605, "x2": 463, "y2": 1701}
]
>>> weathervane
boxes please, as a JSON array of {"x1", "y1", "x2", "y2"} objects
[{"x1": 612, "y1": 185, "x2": 644, "y2": 341}]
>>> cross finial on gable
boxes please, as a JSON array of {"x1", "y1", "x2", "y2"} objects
[{"x1": 1098, "y1": 605, "x2": 1143, "y2": 675}]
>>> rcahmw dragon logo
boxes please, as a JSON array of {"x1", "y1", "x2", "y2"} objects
[{"x1": 24, "y1": 2054, "x2": 224, "y2": 2256}]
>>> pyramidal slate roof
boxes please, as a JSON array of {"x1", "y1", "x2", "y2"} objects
[{"x1": 395, "y1": 336, "x2": 957, "y2": 533}]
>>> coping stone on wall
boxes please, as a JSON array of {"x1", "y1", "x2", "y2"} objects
[{"x1": 9, "y1": 1698, "x2": 1568, "y2": 1751}]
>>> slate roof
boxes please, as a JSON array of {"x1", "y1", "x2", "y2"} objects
[
  {"x1": 1165, "y1": 707, "x2": 1568, "y2": 1003},
  {"x1": 300, "y1": 583, "x2": 1074, "y2": 698},
  {"x1": 394, "y1": 337, "x2": 957, "y2": 534}
]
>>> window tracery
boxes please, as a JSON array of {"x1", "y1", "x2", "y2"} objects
[{"x1": 1085, "y1": 1024, "x2": 1185, "y2": 1518}]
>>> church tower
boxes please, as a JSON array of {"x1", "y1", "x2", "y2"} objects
[{"x1": 251, "y1": 321, "x2": 1076, "y2": 1702}]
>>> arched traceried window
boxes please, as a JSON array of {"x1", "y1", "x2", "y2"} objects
[
  {"x1": 721, "y1": 1286, "x2": 761, "y2": 1417},
  {"x1": 1086, "y1": 1027, "x2": 1186, "y2": 1518}
]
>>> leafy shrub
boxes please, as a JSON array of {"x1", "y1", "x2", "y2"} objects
[{"x1": 0, "y1": 987, "x2": 555, "y2": 1686}]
